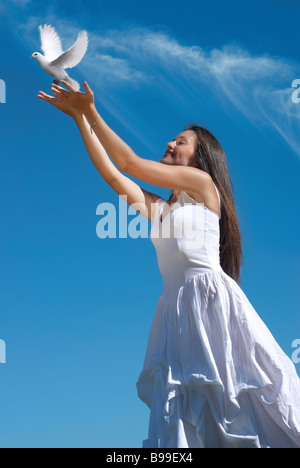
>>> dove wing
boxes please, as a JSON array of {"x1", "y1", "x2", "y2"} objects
[
  {"x1": 39, "y1": 24, "x2": 63, "y2": 61},
  {"x1": 50, "y1": 31, "x2": 88, "y2": 69}
]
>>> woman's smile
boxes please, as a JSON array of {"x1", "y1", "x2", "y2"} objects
[{"x1": 163, "y1": 150, "x2": 174, "y2": 158}]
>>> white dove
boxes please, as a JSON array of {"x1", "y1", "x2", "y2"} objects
[{"x1": 30, "y1": 24, "x2": 88, "y2": 91}]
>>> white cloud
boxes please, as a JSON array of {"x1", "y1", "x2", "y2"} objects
[
  {"x1": 83, "y1": 52, "x2": 147, "y2": 85},
  {"x1": 17, "y1": 14, "x2": 300, "y2": 157},
  {"x1": 254, "y1": 86, "x2": 300, "y2": 158},
  {"x1": 90, "y1": 27, "x2": 300, "y2": 157}
]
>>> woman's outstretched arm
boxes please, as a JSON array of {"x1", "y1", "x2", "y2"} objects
[
  {"x1": 74, "y1": 114, "x2": 124, "y2": 184},
  {"x1": 38, "y1": 87, "x2": 124, "y2": 184},
  {"x1": 53, "y1": 80, "x2": 211, "y2": 196},
  {"x1": 71, "y1": 115, "x2": 161, "y2": 221},
  {"x1": 50, "y1": 80, "x2": 137, "y2": 174},
  {"x1": 36, "y1": 86, "x2": 161, "y2": 221}
]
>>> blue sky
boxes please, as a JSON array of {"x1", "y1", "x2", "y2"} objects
[{"x1": 0, "y1": 0, "x2": 299, "y2": 448}]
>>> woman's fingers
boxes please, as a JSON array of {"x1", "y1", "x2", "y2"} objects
[
  {"x1": 83, "y1": 81, "x2": 93, "y2": 95},
  {"x1": 60, "y1": 79, "x2": 77, "y2": 93},
  {"x1": 37, "y1": 91, "x2": 53, "y2": 101},
  {"x1": 49, "y1": 85, "x2": 67, "y2": 102},
  {"x1": 37, "y1": 90, "x2": 49, "y2": 98},
  {"x1": 37, "y1": 91, "x2": 61, "y2": 108},
  {"x1": 51, "y1": 83, "x2": 69, "y2": 95},
  {"x1": 52, "y1": 88, "x2": 63, "y2": 98}
]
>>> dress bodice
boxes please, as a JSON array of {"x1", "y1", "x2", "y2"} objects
[{"x1": 150, "y1": 184, "x2": 222, "y2": 301}]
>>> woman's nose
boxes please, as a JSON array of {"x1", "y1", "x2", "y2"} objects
[{"x1": 167, "y1": 141, "x2": 176, "y2": 150}]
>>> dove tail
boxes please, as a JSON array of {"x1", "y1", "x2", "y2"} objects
[{"x1": 64, "y1": 74, "x2": 80, "y2": 91}]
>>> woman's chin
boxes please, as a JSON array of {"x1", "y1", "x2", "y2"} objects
[{"x1": 160, "y1": 156, "x2": 172, "y2": 164}]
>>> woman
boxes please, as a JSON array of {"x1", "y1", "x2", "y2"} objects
[{"x1": 37, "y1": 81, "x2": 300, "y2": 448}]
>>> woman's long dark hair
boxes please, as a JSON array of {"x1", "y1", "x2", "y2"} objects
[{"x1": 170, "y1": 125, "x2": 244, "y2": 284}]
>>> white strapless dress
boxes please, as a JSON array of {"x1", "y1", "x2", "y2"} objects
[{"x1": 136, "y1": 184, "x2": 300, "y2": 448}]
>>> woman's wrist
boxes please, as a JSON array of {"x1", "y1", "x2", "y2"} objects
[
  {"x1": 73, "y1": 112, "x2": 85, "y2": 125},
  {"x1": 84, "y1": 104, "x2": 98, "y2": 125}
]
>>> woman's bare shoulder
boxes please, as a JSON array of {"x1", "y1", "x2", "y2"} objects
[{"x1": 185, "y1": 176, "x2": 220, "y2": 216}]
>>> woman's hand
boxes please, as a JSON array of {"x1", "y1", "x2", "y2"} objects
[{"x1": 37, "y1": 80, "x2": 95, "y2": 120}]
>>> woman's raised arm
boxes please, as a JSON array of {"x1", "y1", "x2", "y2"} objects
[
  {"x1": 79, "y1": 83, "x2": 210, "y2": 195},
  {"x1": 45, "y1": 80, "x2": 210, "y2": 196},
  {"x1": 52, "y1": 80, "x2": 138, "y2": 174},
  {"x1": 74, "y1": 114, "x2": 127, "y2": 184},
  {"x1": 73, "y1": 115, "x2": 161, "y2": 221},
  {"x1": 36, "y1": 84, "x2": 161, "y2": 221},
  {"x1": 37, "y1": 87, "x2": 124, "y2": 184}
]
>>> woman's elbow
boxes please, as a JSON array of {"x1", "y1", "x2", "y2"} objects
[{"x1": 119, "y1": 160, "x2": 129, "y2": 173}]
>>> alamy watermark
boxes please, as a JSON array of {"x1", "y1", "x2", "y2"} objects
[
  {"x1": 0, "y1": 339, "x2": 6, "y2": 364},
  {"x1": 291, "y1": 79, "x2": 300, "y2": 104},
  {"x1": 96, "y1": 195, "x2": 205, "y2": 249},
  {"x1": 0, "y1": 79, "x2": 6, "y2": 104},
  {"x1": 291, "y1": 339, "x2": 300, "y2": 365}
]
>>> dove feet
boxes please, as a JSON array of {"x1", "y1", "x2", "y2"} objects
[{"x1": 53, "y1": 80, "x2": 61, "y2": 85}]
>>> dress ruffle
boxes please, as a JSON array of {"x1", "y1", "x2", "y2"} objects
[{"x1": 136, "y1": 270, "x2": 300, "y2": 448}]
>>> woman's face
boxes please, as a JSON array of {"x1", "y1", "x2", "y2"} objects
[{"x1": 160, "y1": 130, "x2": 197, "y2": 167}]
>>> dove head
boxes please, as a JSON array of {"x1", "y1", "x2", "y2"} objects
[{"x1": 30, "y1": 52, "x2": 43, "y2": 61}]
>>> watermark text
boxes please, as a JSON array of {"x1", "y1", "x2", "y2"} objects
[
  {"x1": 96, "y1": 195, "x2": 205, "y2": 249},
  {"x1": 0, "y1": 79, "x2": 6, "y2": 104},
  {"x1": 292, "y1": 339, "x2": 300, "y2": 364},
  {"x1": 291, "y1": 79, "x2": 300, "y2": 104},
  {"x1": 0, "y1": 339, "x2": 6, "y2": 364}
]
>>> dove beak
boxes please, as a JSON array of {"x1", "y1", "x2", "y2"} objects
[{"x1": 30, "y1": 55, "x2": 33, "y2": 59}]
